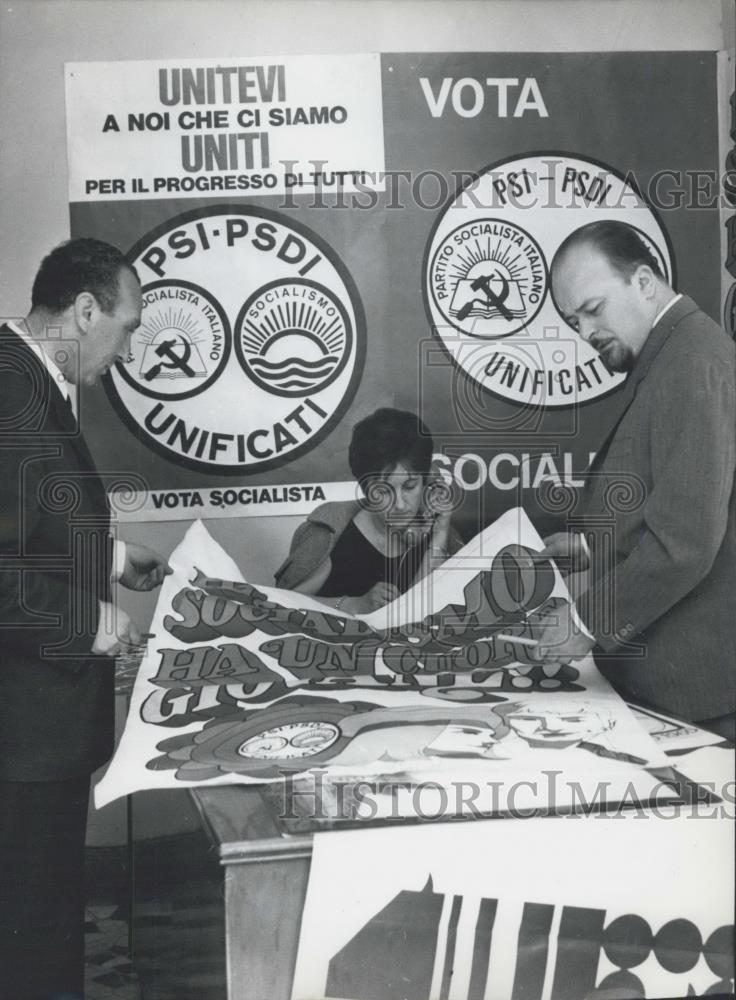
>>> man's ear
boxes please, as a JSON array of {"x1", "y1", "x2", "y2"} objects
[
  {"x1": 73, "y1": 290, "x2": 98, "y2": 333},
  {"x1": 635, "y1": 265, "x2": 657, "y2": 300}
]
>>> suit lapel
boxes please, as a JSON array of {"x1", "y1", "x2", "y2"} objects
[
  {"x1": 1, "y1": 324, "x2": 102, "y2": 477},
  {"x1": 627, "y1": 295, "x2": 699, "y2": 387},
  {"x1": 587, "y1": 296, "x2": 700, "y2": 472}
]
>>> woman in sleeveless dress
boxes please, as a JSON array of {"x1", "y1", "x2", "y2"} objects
[{"x1": 274, "y1": 408, "x2": 463, "y2": 614}]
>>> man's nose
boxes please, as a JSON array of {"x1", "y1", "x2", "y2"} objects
[{"x1": 577, "y1": 317, "x2": 596, "y2": 342}]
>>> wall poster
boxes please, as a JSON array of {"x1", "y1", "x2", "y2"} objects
[{"x1": 65, "y1": 51, "x2": 723, "y2": 536}]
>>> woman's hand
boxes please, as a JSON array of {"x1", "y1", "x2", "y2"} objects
[
  {"x1": 420, "y1": 462, "x2": 453, "y2": 551},
  {"x1": 430, "y1": 508, "x2": 452, "y2": 554},
  {"x1": 342, "y1": 581, "x2": 400, "y2": 614}
]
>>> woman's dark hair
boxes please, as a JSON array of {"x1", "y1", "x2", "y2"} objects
[
  {"x1": 31, "y1": 238, "x2": 138, "y2": 315},
  {"x1": 553, "y1": 220, "x2": 663, "y2": 281},
  {"x1": 348, "y1": 407, "x2": 434, "y2": 483}
]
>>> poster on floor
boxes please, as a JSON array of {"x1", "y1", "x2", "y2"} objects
[
  {"x1": 95, "y1": 508, "x2": 669, "y2": 808},
  {"x1": 291, "y1": 812, "x2": 735, "y2": 1000}
]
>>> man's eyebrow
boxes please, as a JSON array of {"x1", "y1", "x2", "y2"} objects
[{"x1": 573, "y1": 296, "x2": 601, "y2": 314}]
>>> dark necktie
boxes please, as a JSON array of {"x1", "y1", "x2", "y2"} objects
[{"x1": 61, "y1": 390, "x2": 76, "y2": 425}]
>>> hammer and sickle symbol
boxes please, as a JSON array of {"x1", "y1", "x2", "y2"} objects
[
  {"x1": 456, "y1": 271, "x2": 513, "y2": 322},
  {"x1": 143, "y1": 336, "x2": 196, "y2": 381}
]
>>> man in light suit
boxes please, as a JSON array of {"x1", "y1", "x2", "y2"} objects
[
  {"x1": 0, "y1": 239, "x2": 171, "y2": 999},
  {"x1": 533, "y1": 221, "x2": 736, "y2": 737}
]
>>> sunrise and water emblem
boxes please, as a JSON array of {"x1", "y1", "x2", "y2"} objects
[{"x1": 235, "y1": 278, "x2": 353, "y2": 397}]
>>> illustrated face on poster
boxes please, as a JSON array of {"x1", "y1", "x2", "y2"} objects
[
  {"x1": 95, "y1": 509, "x2": 668, "y2": 808},
  {"x1": 502, "y1": 701, "x2": 615, "y2": 749},
  {"x1": 427, "y1": 701, "x2": 616, "y2": 758},
  {"x1": 151, "y1": 695, "x2": 611, "y2": 781}
]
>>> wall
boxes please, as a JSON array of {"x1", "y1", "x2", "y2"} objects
[
  {"x1": 1, "y1": 0, "x2": 733, "y2": 844},
  {"x1": 3, "y1": 0, "x2": 732, "y2": 588},
  {"x1": 1, "y1": 0, "x2": 733, "y2": 317}
]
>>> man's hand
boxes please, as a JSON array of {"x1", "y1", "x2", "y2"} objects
[
  {"x1": 92, "y1": 601, "x2": 142, "y2": 657},
  {"x1": 119, "y1": 542, "x2": 172, "y2": 591},
  {"x1": 344, "y1": 581, "x2": 400, "y2": 614},
  {"x1": 539, "y1": 532, "x2": 589, "y2": 577},
  {"x1": 530, "y1": 600, "x2": 595, "y2": 665}
]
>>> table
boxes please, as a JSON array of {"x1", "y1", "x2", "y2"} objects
[
  {"x1": 126, "y1": 731, "x2": 734, "y2": 1000},
  {"x1": 190, "y1": 785, "x2": 313, "y2": 1000}
]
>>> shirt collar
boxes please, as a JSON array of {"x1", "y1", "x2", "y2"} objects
[
  {"x1": 6, "y1": 319, "x2": 75, "y2": 409},
  {"x1": 652, "y1": 292, "x2": 683, "y2": 330}
]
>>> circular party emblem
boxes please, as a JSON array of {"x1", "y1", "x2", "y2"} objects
[
  {"x1": 424, "y1": 153, "x2": 673, "y2": 407},
  {"x1": 429, "y1": 219, "x2": 547, "y2": 339},
  {"x1": 235, "y1": 278, "x2": 352, "y2": 398},
  {"x1": 106, "y1": 206, "x2": 365, "y2": 472},
  {"x1": 117, "y1": 279, "x2": 230, "y2": 401}
]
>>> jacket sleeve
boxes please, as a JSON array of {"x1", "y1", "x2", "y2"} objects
[
  {"x1": 274, "y1": 519, "x2": 333, "y2": 591},
  {"x1": 273, "y1": 519, "x2": 307, "y2": 589},
  {"x1": 579, "y1": 343, "x2": 736, "y2": 651},
  {"x1": 0, "y1": 371, "x2": 106, "y2": 669}
]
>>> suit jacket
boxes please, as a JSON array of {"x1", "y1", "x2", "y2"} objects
[
  {"x1": 577, "y1": 297, "x2": 736, "y2": 720},
  {"x1": 0, "y1": 325, "x2": 114, "y2": 780}
]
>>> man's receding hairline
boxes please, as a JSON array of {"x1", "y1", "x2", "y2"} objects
[
  {"x1": 120, "y1": 262, "x2": 141, "y2": 291},
  {"x1": 552, "y1": 237, "x2": 599, "y2": 275},
  {"x1": 552, "y1": 238, "x2": 642, "y2": 289}
]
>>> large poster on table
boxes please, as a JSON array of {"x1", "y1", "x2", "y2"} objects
[
  {"x1": 65, "y1": 53, "x2": 723, "y2": 532},
  {"x1": 95, "y1": 509, "x2": 669, "y2": 808}
]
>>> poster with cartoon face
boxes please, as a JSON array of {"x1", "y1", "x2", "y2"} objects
[{"x1": 95, "y1": 508, "x2": 668, "y2": 809}]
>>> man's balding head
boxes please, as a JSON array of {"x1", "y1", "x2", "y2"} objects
[
  {"x1": 553, "y1": 221, "x2": 664, "y2": 284},
  {"x1": 551, "y1": 222, "x2": 672, "y2": 373}
]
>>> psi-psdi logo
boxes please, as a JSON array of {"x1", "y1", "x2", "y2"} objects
[
  {"x1": 106, "y1": 207, "x2": 364, "y2": 472},
  {"x1": 424, "y1": 153, "x2": 673, "y2": 407}
]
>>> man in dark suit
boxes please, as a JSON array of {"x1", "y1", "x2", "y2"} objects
[
  {"x1": 0, "y1": 239, "x2": 171, "y2": 999},
  {"x1": 533, "y1": 221, "x2": 736, "y2": 737}
]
